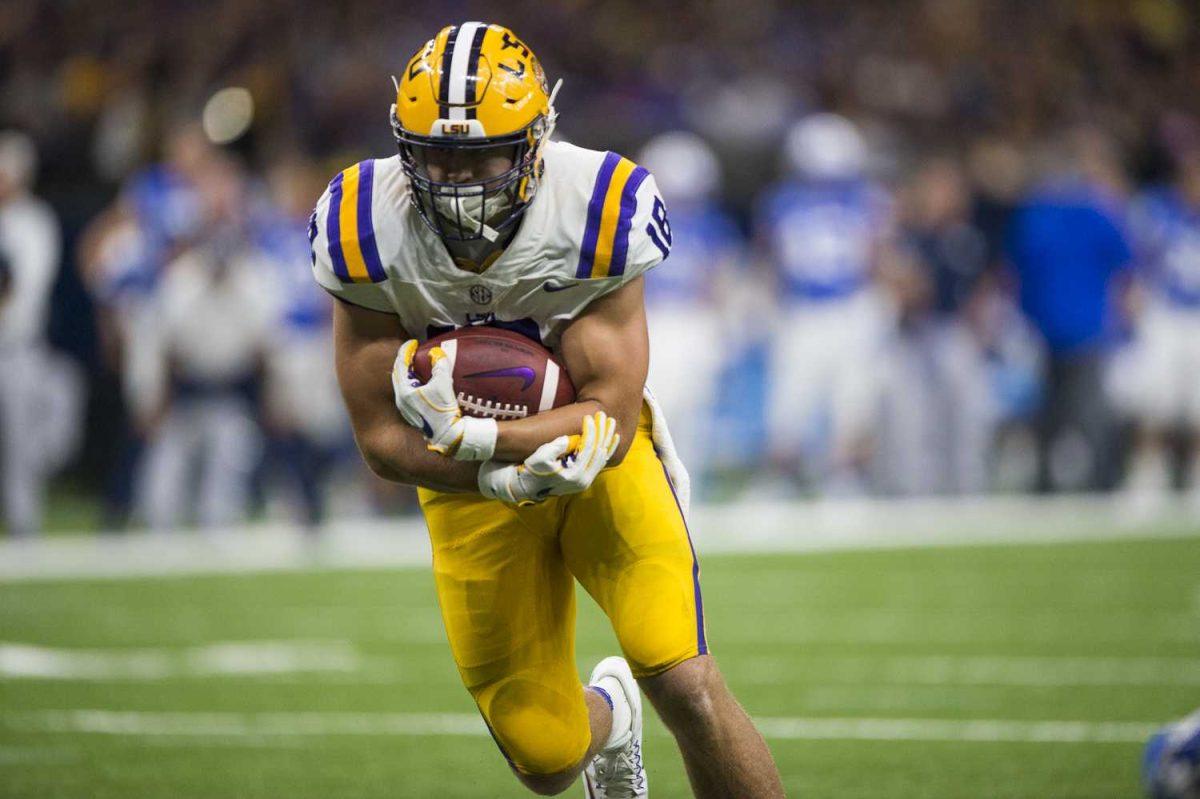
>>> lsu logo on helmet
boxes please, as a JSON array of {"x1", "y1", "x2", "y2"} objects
[{"x1": 390, "y1": 22, "x2": 560, "y2": 243}]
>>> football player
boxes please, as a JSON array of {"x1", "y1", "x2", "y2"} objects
[
  {"x1": 311, "y1": 23, "x2": 784, "y2": 798},
  {"x1": 1122, "y1": 145, "x2": 1200, "y2": 505},
  {"x1": 635, "y1": 131, "x2": 746, "y2": 492},
  {"x1": 135, "y1": 156, "x2": 279, "y2": 531},
  {"x1": 257, "y1": 157, "x2": 349, "y2": 529},
  {"x1": 0, "y1": 131, "x2": 62, "y2": 537},
  {"x1": 757, "y1": 112, "x2": 895, "y2": 492}
]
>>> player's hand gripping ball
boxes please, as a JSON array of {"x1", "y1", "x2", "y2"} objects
[
  {"x1": 1144, "y1": 710, "x2": 1200, "y2": 799},
  {"x1": 410, "y1": 326, "x2": 575, "y2": 419},
  {"x1": 478, "y1": 411, "x2": 620, "y2": 505},
  {"x1": 392, "y1": 339, "x2": 495, "y2": 461},
  {"x1": 392, "y1": 327, "x2": 576, "y2": 461}
]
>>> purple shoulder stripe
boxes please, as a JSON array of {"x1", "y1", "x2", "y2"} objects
[
  {"x1": 576, "y1": 151, "x2": 622, "y2": 279},
  {"x1": 607, "y1": 165, "x2": 650, "y2": 277},
  {"x1": 325, "y1": 171, "x2": 350, "y2": 282},
  {"x1": 355, "y1": 160, "x2": 387, "y2": 282}
]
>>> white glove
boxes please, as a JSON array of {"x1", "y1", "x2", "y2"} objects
[
  {"x1": 478, "y1": 411, "x2": 620, "y2": 505},
  {"x1": 392, "y1": 339, "x2": 498, "y2": 461}
]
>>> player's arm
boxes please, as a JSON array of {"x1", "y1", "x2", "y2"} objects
[
  {"x1": 333, "y1": 297, "x2": 482, "y2": 493},
  {"x1": 491, "y1": 277, "x2": 649, "y2": 465}
]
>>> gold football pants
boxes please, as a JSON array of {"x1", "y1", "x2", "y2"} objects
[{"x1": 417, "y1": 404, "x2": 706, "y2": 774}]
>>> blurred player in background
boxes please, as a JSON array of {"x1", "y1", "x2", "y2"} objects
[
  {"x1": 0, "y1": 131, "x2": 63, "y2": 536},
  {"x1": 78, "y1": 124, "x2": 214, "y2": 526},
  {"x1": 1006, "y1": 129, "x2": 1132, "y2": 492},
  {"x1": 315, "y1": 22, "x2": 783, "y2": 797},
  {"x1": 1121, "y1": 144, "x2": 1200, "y2": 505},
  {"x1": 636, "y1": 131, "x2": 744, "y2": 491},
  {"x1": 134, "y1": 155, "x2": 279, "y2": 530},
  {"x1": 256, "y1": 157, "x2": 350, "y2": 530},
  {"x1": 757, "y1": 112, "x2": 895, "y2": 493},
  {"x1": 875, "y1": 157, "x2": 995, "y2": 495}
]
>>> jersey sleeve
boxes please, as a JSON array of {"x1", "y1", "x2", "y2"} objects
[
  {"x1": 573, "y1": 153, "x2": 671, "y2": 283},
  {"x1": 310, "y1": 161, "x2": 395, "y2": 313}
]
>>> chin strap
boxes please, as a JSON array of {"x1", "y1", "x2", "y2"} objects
[{"x1": 545, "y1": 79, "x2": 563, "y2": 141}]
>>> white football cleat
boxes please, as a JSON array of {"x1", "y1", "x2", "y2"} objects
[{"x1": 583, "y1": 656, "x2": 648, "y2": 798}]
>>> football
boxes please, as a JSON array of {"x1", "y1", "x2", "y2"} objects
[{"x1": 412, "y1": 326, "x2": 576, "y2": 420}]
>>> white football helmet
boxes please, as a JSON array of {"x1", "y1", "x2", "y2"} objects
[
  {"x1": 784, "y1": 113, "x2": 867, "y2": 181},
  {"x1": 637, "y1": 130, "x2": 720, "y2": 204}
]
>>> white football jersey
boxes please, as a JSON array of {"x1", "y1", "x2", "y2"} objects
[{"x1": 310, "y1": 140, "x2": 671, "y2": 350}]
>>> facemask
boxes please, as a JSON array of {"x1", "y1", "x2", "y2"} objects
[{"x1": 432, "y1": 186, "x2": 514, "y2": 242}]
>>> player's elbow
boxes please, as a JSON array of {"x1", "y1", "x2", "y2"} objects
[
  {"x1": 607, "y1": 426, "x2": 635, "y2": 466},
  {"x1": 356, "y1": 431, "x2": 417, "y2": 486},
  {"x1": 578, "y1": 393, "x2": 641, "y2": 467},
  {"x1": 361, "y1": 449, "x2": 406, "y2": 484}
]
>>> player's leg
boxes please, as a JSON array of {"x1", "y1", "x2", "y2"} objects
[
  {"x1": 418, "y1": 489, "x2": 613, "y2": 796},
  {"x1": 0, "y1": 349, "x2": 41, "y2": 535},
  {"x1": 765, "y1": 304, "x2": 822, "y2": 484},
  {"x1": 827, "y1": 290, "x2": 891, "y2": 491},
  {"x1": 646, "y1": 306, "x2": 722, "y2": 486},
  {"x1": 562, "y1": 406, "x2": 785, "y2": 797},
  {"x1": 938, "y1": 321, "x2": 994, "y2": 494},
  {"x1": 640, "y1": 654, "x2": 784, "y2": 798},
  {"x1": 1122, "y1": 305, "x2": 1176, "y2": 501},
  {"x1": 138, "y1": 406, "x2": 195, "y2": 530},
  {"x1": 196, "y1": 397, "x2": 261, "y2": 528},
  {"x1": 1182, "y1": 315, "x2": 1200, "y2": 503}
]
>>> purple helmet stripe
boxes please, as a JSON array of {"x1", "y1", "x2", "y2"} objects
[
  {"x1": 576, "y1": 151, "x2": 622, "y2": 278},
  {"x1": 325, "y1": 171, "x2": 350, "y2": 282},
  {"x1": 464, "y1": 24, "x2": 488, "y2": 120},
  {"x1": 607, "y1": 165, "x2": 650, "y2": 277},
  {"x1": 355, "y1": 160, "x2": 386, "y2": 282},
  {"x1": 438, "y1": 26, "x2": 459, "y2": 118}
]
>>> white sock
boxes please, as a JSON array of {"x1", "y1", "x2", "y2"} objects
[{"x1": 593, "y1": 676, "x2": 632, "y2": 751}]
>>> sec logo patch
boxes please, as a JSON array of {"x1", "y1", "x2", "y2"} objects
[{"x1": 469, "y1": 284, "x2": 492, "y2": 305}]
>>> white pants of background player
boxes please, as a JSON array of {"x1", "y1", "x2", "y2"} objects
[
  {"x1": 0, "y1": 345, "x2": 84, "y2": 535},
  {"x1": 646, "y1": 305, "x2": 722, "y2": 485},
  {"x1": 767, "y1": 290, "x2": 892, "y2": 484},
  {"x1": 873, "y1": 320, "x2": 995, "y2": 495},
  {"x1": 138, "y1": 397, "x2": 263, "y2": 531},
  {"x1": 1116, "y1": 301, "x2": 1200, "y2": 494},
  {"x1": 0, "y1": 346, "x2": 40, "y2": 535}
]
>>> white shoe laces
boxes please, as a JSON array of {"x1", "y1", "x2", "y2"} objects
[{"x1": 590, "y1": 739, "x2": 646, "y2": 798}]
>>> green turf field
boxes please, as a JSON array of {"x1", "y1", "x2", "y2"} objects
[{"x1": 1, "y1": 535, "x2": 1198, "y2": 798}]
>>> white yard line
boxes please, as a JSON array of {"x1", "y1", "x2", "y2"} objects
[
  {"x1": 1, "y1": 496, "x2": 1196, "y2": 583},
  {"x1": 4, "y1": 643, "x2": 1193, "y2": 689},
  {"x1": 0, "y1": 709, "x2": 1157, "y2": 744},
  {"x1": 733, "y1": 654, "x2": 1200, "y2": 687},
  {"x1": 0, "y1": 640, "x2": 361, "y2": 680}
]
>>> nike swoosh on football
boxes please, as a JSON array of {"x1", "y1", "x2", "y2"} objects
[
  {"x1": 542, "y1": 282, "x2": 578, "y2": 292},
  {"x1": 464, "y1": 367, "x2": 537, "y2": 390}
]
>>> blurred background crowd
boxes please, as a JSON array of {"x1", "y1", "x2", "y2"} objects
[{"x1": 2, "y1": 0, "x2": 1199, "y2": 535}]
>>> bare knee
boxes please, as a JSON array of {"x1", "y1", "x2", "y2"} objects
[{"x1": 639, "y1": 654, "x2": 728, "y2": 732}]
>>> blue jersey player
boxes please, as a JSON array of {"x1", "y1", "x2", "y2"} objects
[
  {"x1": 637, "y1": 131, "x2": 745, "y2": 486},
  {"x1": 1122, "y1": 147, "x2": 1200, "y2": 502},
  {"x1": 757, "y1": 113, "x2": 895, "y2": 490}
]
